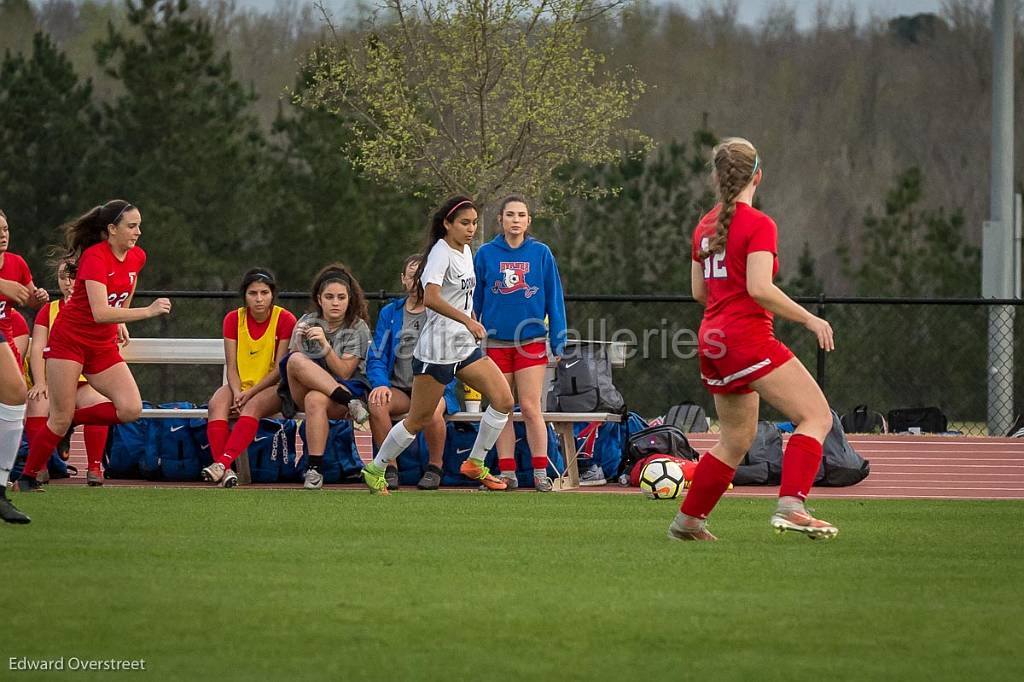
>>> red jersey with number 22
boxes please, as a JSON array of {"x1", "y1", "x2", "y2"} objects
[
  {"x1": 55, "y1": 241, "x2": 147, "y2": 345},
  {"x1": 691, "y1": 202, "x2": 778, "y2": 341}
]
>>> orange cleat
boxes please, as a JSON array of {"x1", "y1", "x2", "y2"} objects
[{"x1": 460, "y1": 460, "x2": 507, "y2": 490}]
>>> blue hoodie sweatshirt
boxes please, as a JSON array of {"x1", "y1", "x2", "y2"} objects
[
  {"x1": 473, "y1": 234, "x2": 567, "y2": 357},
  {"x1": 366, "y1": 297, "x2": 461, "y2": 415}
]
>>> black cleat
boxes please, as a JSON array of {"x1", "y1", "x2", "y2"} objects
[
  {"x1": 0, "y1": 496, "x2": 31, "y2": 524},
  {"x1": 16, "y1": 478, "x2": 45, "y2": 493}
]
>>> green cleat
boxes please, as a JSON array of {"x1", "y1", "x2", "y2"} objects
[{"x1": 361, "y1": 463, "x2": 390, "y2": 495}]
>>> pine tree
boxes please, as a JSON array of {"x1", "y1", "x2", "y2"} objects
[
  {"x1": 256, "y1": 75, "x2": 430, "y2": 293},
  {"x1": 0, "y1": 31, "x2": 99, "y2": 268},
  {"x1": 542, "y1": 127, "x2": 717, "y2": 295},
  {"x1": 782, "y1": 242, "x2": 824, "y2": 297},
  {"x1": 838, "y1": 167, "x2": 979, "y2": 297},
  {"x1": 94, "y1": 0, "x2": 266, "y2": 290}
]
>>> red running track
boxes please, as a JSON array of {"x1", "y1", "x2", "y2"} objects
[
  {"x1": 683, "y1": 433, "x2": 1024, "y2": 501},
  {"x1": 55, "y1": 431, "x2": 1024, "y2": 501}
]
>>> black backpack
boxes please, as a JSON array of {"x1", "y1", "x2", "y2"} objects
[
  {"x1": 840, "y1": 405, "x2": 888, "y2": 434},
  {"x1": 549, "y1": 343, "x2": 625, "y2": 414},
  {"x1": 732, "y1": 421, "x2": 783, "y2": 485},
  {"x1": 664, "y1": 403, "x2": 709, "y2": 433},
  {"x1": 621, "y1": 425, "x2": 699, "y2": 477},
  {"x1": 887, "y1": 406, "x2": 947, "y2": 433},
  {"x1": 818, "y1": 410, "x2": 871, "y2": 486}
]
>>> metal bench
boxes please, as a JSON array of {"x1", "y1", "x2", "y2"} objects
[{"x1": 123, "y1": 338, "x2": 628, "y2": 490}]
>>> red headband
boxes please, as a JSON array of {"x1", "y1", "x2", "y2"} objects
[{"x1": 445, "y1": 200, "x2": 474, "y2": 221}]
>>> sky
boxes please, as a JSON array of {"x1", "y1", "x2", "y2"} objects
[{"x1": 235, "y1": 0, "x2": 947, "y2": 28}]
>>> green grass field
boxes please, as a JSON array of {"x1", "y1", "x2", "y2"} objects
[{"x1": 4, "y1": 488, "x2": 1023, "y2": 681}]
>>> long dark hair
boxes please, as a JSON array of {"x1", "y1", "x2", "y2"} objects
[
  {"x1": 309, "y1": 263, "x2": 368, "y2": 327},
  {"x1": 412, "y1": 196, "x2": 477, "y2": 300},
  {"x1": 402, "y1": 253, "x2": 424, "y2": 305},
  {"x1": 57, "y1": 199, "x2": 135, "y2": 276},
  {"x1": 239, "y1": 267, "x2": 278, "y2": 300}
]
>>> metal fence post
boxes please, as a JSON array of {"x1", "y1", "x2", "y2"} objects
[{"x1": 816, "y1": 293, "x2": 827, "y2": 391}]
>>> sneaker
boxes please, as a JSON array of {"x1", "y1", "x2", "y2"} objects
[
  {"x1": 417, "y1": 466, "x2": 442, "y2": 490},
  {"x1": 385, "y1": 465, "x2": 399, "y2": 491},
  {"x1": 36, "y1": 469, "x2": 50, "y2": 484},
  {"x1": 221, "y1": 468, "x2": 238, "y2": 489},
  {"x1": 480, "y1": 473, "x2": 518, "y2": 491},
  {"x1": 348, "y1": 399, "x2": 371, "y2": 432},
  {"x1": 16, "y1": 478, "x2": 45, "y2": 493},
  {"x1": 579, "y1": 464, "x2": 607, "y2": 487},
  {"x1": 361, "y1": 463, "x2": 390, "y2": 495},
  {"x1": 202, "y1": 462, "x2": 226, "y2": 484},
  {"x1": 770, "y1": 507, "x2": 838, "y2": 540},
  {"x1": 461, "y1": 460, "x2": 507, "y2": 490},
  {"x1": 534, "y1": 473, "x2": 554, "y2": 492},
  {"x1": 0, "y1": 495, "x2": 30, "y2": 524},
  {"x1": 303, "y1": 468, "x2": 324, "y2": 490},
  {"x1": 86, "y1": 467, "x2": 104, "y2": 487},
  {"x1": 667, "y1": 512, "x2": 717, "y2": 541}
]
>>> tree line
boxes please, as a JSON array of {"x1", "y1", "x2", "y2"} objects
[
  {"x1": 0, "y1": 0, "x2": 1011, "y2": 301},
  {"x1": 0, "y1": 0, "x2": 1012, "y2": 417}
]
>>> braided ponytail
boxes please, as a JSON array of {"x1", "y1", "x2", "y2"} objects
[{"x1": 698, "y1": 139, "x2": 759, "y2": 259}]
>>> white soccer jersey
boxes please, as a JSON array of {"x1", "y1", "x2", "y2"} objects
[{"x1": 415, "y1": 239, "x2": 478, "y2": 364}]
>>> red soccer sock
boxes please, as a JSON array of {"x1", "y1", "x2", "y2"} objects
[
  {"x1": 72, "y1": 402, "x2": 122, "y2": 427},
  {"x1": 83, "y1": 425, "x2": 108, "y2": 470},
  {"x1": 218, "y1": 416, "x2": 259, "y2": 467},
  {"x1": 680, "y1": 453, "x2": 736, "y2": 520},
  {"x1": 778, "y1": 433, "x2": 824, "y2": 502},
  {"x1": 498, "y1": 457, "x2": 517, "y2": 475},
  {"x1": 207, "y1": 419, "x2": 230, "y2": 461},
  {"x1": 531, "y1": 456, "x2": 548, "y2": 471},
  {"x1": 24, "y1": 416, "x2": 48, "y2": 446},
  {"x1": 23, "y1": 424, "x2": 64, "y2": 479}
]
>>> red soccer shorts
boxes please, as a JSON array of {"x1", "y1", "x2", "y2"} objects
[
  {"x1": 44, "y1": 323, "x2": 124, "y2": 376},
  {"x1": 698, "y1": 334, "x2": 794, "y2": 394},
  {"x1": 486, "y1": 341, "x2": 549, "y2": 374}
]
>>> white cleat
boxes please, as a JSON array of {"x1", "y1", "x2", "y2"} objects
[
  {"x1": 771, "y1": 508, "x2": 839, "y2": 540},
  {"x1": 220, "y1": 468, "x2": 238, "y2": 488},
  {"x1": 201, "y1": 462, "x2": 226, "y2": 484}
]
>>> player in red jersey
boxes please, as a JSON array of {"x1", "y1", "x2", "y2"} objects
[
  {"x1": 25, "y1": 259, "x2": 115, "y2": 486},
  {"x1": 0, "y1": 210, "x2": 34, "y2": 521},
  {"x1": 200, "y1": 268, "x2": 297, "y2": 488},
  {"x1": 0, "y1": 209, "x2": 50, "y2": 366},
  {"x1": 0, "y1": 331, "x2": 29, "y2": 522},
  {"x1": 9, "y1": 309, "x2": 29, "y2": 373},
  {"x1": 16, "y1": 200, "x2": 171, "y2": 493},
  {"x1": 667, "y1": 138, "x2": 838, "y2": 542}
]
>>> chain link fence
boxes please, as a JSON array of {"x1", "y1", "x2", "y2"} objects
[{"x1": 26, "y1": 292, "x2": 1024, "y2": 436}]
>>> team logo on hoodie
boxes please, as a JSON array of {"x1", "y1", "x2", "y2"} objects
[{"x1": 492, "y1": 261, "x2": 539, "y2": 298}]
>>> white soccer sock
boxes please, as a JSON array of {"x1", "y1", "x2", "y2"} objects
[
  {"x1": 372, "y1": 420, "x2": 416, "y2": 469},
  {"x1": 0, "y1": 402, "x2": 26, "y2": 488},
  {"x1": 469, "y1": 406, "x2": 509, "y2": 463}
]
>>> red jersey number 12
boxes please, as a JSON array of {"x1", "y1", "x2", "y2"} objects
[{"x1": 701, "y1": 237, "x2": 727, "y2": 280}]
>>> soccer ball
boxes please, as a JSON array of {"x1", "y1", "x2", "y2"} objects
[{"x1": 639, "y1": 458, "x2": 685, "y2": 500}]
